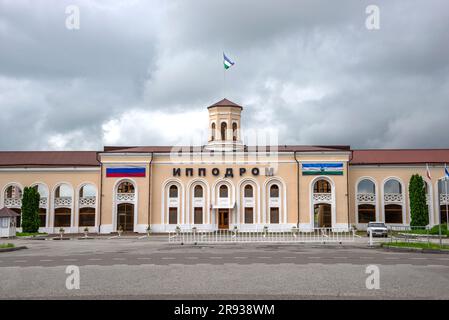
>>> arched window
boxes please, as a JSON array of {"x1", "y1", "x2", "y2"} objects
[
  {"x1": 54, "y1": 184, "x2": 72, "y2": 227},
  {"x1": 5, "y1": 185, "x2": 22, "y2": 199},
  {"x1": 32, "y1": 184, "x2": 48, "y2": 228},
  {"x1": 244, "y1": 185, "x2": 253, "y2": 198},
  {"x1": 221, "y1": 122, "x2": 227, "y2": 141},
  {"x1": 194, "y1": 185, "x2": 203, "y2": 198},
  {"x1": 357, "y1": 179, "x2": 375, "y2": 194},
  {"x1": 219, "y1": 185, "x2": 228, "y2": 198},
  {"x1": 270, "y1": 185, "x2": 279, "y2": 198},
  {"x1": 232, "y1": 122, "x2": 238, "y2": 141},
  {"x1": 117, "y1": 181, "x2": 135, "y2": 194},
  {"x1": 314, "y1": 180, "x2": 331, "y2": 193},
  {"x1": 384, "y1": 179, "x2": 401, "y2": 194},
  {"x1": 79, "y1": 184, "x2": 96, "y2": 198},
  {"x1": 79, "y1": 184, "x2": 96, "y2": 227},
  {"x1": 211, "y1": 123, "x2": 216, "y2": 141},
  {"x1": 169, "y1": 185, "x2": 178, "y2": 198},
  {"x1": 32, "y1": 184, "x2": 48, "y2": 198},
  {"x1": 55, "y1": 184, "x2": 72, "y2": 198}
]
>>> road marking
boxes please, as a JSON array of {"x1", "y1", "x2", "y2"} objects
[
  {"x1": 186, "y1": 257, "x2": 198, "y2": 259},
  {"x1": 88, "y1": 258, "x2": 102, "y2": 261},
  {"x1": 113, "y1": 258, "x2": 126, "y2": 261},
  {"x1": 210, "y1": 257, "x2": 222, "y2": 259},
  {"x1": 437, "y1": 258, "x2": 449, "y2": 261},
  {"x1": 39, "y1": 259, "x2": 53, "y2": 262},
  {"x1": 234, "y1": 257, "x2": 247, "y2": 259},
  {"x1": 137, "y1": 257, "x2": 151, "y2": 260},
  {"x1": 308, "y1": 257, "x2": 321, "y2": 259},
  {"x1": 333, "y1": 257, "x2": 348, "y2": 259},
  {"x1": 283, "y1": 257, "x2": 296, "y2": 259},
  {"x1": 258, "y1": 257, "x2": 271, "y2": 259},
  {"x1": 14, "y1": 260, "x2": 27, "y2": 263},
  {"x1": 161, "y1": 257, "x2": 175, "y2": 260},
  {"x1": 63, "y1": 259, "x2": 78, "y2": 262},
  {"x1": 409, "y1": 257, "x2": 426, "y2": 260},
  {"x1": 360, "y1": 257, "x2": 374, "y2": 259},
  {"x1": 385, "y1": 257, "x2": 400, "y2": 260}
]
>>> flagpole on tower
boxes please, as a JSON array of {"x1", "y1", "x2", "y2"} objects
[{"x1": 222, "y1": 52, "x2": 235, "y2": 99}]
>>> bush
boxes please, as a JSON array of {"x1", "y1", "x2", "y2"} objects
[
  {"x1": 21, "y1": 187, "x2": 40, "y2": 233},
  {"x1": 409, "y1": 174, "x2": 429, "y2": 227},
  {"x1": 430, "y1": 224, "x2": 449, "y2": 236}
]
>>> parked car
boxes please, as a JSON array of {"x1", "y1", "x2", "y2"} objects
[{"x1": 366, "y1": 222, "x2": 388, "y2": 237}]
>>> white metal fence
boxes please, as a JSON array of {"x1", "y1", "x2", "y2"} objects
[{"x1": 168, "y1": 228, "x2": 355, "y2": 244}]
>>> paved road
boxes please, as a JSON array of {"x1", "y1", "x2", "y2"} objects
[{"x1": 1, "y1": 238, "x2": 449, "y2": 299}]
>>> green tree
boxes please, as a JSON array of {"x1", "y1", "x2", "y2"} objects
[
  {"x1": 21, "y1": 186, "x2": 41, "y2": 233},
  {"x1": 409, "y1": 174, "x2": 429, "y2": 227}
]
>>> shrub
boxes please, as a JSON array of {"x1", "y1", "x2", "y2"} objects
[
  {"x1": 409, "y1": 174, "x2": 429, "y2": 227},
  {"x1": 21, "y1": 187, "x2": 40, "y2": 233},
  {"x1": 430, "y1": 224, "x2": 449, "y2": 236}
]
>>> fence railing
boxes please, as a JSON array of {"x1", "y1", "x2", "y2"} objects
[{"x1": 168, "y1": 228, "x2": 355, "y2": 244}]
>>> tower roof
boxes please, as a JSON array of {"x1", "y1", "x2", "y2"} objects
[{"x1": 207, "y1": 98, "x2": 243, "y2": 109}]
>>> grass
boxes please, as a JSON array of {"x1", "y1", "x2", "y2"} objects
[
  {"x1": 0, "y1": 243, "x2": 15, "y2": 249},
  {"x1": 15, "y1": 232, "x2": 47, "y2": 237},
  {"x1": 382, "y1": 241, "x2": 449, "y2": 250},
  {"x1": 398, "y1": 225, "x2": 449, "y2": 236}
]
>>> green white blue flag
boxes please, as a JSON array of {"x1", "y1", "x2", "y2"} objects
[{"x1": 223, "y1": 53, "x2": 235, "y2": 69}]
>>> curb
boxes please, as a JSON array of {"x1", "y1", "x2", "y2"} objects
[
  {"x1": 0, "y1": 246, "x2": 28, "y2": 253},
  {"x1": 381, "y1": 246, "x2": 449, "y2": 254}
]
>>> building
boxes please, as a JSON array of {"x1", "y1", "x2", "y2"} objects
[{"x1": 0, "y1": 98, "x2": 448, "y2": 234}]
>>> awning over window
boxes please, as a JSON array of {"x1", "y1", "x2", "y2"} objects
[{"x1": 211, "y1": 202, "x2": 235, "y2": 209}]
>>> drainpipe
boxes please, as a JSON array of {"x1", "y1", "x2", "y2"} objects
[
  {"x1": 294, "y1": 152, "x2": 300, "y2": 228},
  {"x1": 147, "y1": 153, "x2": 153, "y2": 231},
  {"x1": 96, "y1": 152, "x2": 103, "y2": 234}
]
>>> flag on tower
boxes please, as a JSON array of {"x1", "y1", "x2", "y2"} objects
[
  {"x1": 445, "y1": 163, "x2": 449, "y2": 178},
  {"x1": 426, "y1": 164, "x2": 432, "y2": 180},
  {"x1": 223, "y1": 52, "x2": 235, "y2": 69}
]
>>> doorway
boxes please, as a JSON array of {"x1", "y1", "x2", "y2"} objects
[
  {"x1": 117, "y1": 203, "x2": 134, "y2": 232},
  {"x1": 218, "y1": 209, "x2": 229, "y2": 229},
  {"x1": 314, "y1": 203, "x2": 331, "y2": 228}
]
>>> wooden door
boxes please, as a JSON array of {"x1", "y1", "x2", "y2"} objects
[{"x1": 218, "y1": 209, "x2": 229, "y2": 229}]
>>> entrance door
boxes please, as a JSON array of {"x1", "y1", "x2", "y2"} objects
[
  {"x1": 314, "y1": 204, "x2": 332, "y2": 228},
  {"x1": 117, "y1": 203, "x2": 134, "y2": 232},
  {"x1": 218, "y1": 209, "x2": 229, "y2": 230}
]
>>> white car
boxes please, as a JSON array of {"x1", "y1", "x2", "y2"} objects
[{"x1": 366, "y1": 222, "x2": 388, "y2": 237}]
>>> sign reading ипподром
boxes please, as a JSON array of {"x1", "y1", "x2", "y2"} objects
[
  {"x1": 172, "y1": 167, "x2": 274, "y2": 178},
  {"x1": 302, "y1": 163, "x2": 343, "y2": 175}
]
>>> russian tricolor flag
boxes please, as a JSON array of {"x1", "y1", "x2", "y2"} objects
[{"x1": 106, "y1": 167, "x2": 146, "y2": 178}]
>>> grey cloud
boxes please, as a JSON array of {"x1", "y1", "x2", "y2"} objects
[{"x1": 0, "y1": 0, "x2": 448, "y2": 150}]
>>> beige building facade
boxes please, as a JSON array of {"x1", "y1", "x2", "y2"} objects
[{"x1": 1, "y1": 99, "x2": 448, "y2": 234}]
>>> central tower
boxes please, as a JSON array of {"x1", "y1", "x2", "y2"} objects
[{"x1": 205, "y1": 98, "x2": 244, "y2": 151}]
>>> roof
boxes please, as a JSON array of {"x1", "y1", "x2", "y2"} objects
[
  {"x1": 103, "y1": 145, "x2": 351, "y2": 153},
  {"x1": 0, "y1": 151, "x2": 100, "y2": 167},
  {"x1": 207, "y1": 98, "x2": 243, "y2": 109},
  {"x1": 0, "y1": 207, "x2": 19, "y2": 217},
  {"x1": 351, "y1": 149, "x2": 449, "y2": 165}
]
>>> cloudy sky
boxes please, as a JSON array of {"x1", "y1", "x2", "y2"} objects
[{"x1": 0, "y1": 0, "x2": 448, "y2": 151}]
